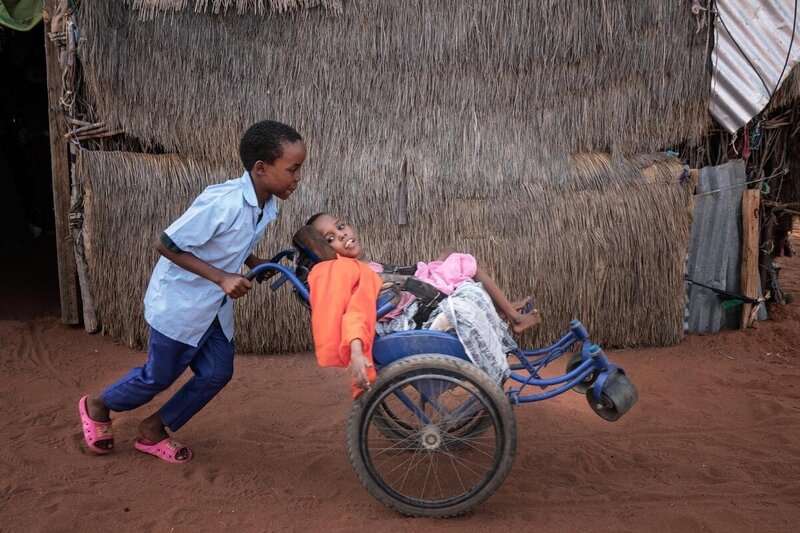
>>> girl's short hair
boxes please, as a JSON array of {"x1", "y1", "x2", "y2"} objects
[{"x1": 305, "y1": 212, "x2": 328, "y2": 226}]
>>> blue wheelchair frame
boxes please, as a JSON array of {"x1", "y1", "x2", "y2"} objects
[{"x1": 247, "y1": 249, "x2": 626, "y2": 405}]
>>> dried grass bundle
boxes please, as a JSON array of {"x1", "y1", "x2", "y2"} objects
[
  {"x1": 73, "y1": 1, "x2": 702, "y2": 352},
  {"x1": 78, "y1": 149, "x2": 690, "y2": 352},
  {"x1": 77, "y1": 1, "x2": 710, "y2": 165},
  {"x1": 127, "y1": 0, "x2": 342, "y2": 19}
]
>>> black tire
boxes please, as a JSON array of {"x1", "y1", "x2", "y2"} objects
[
  {"x1": 585, "y1": 371, "x2": 638, "y2": 422},
  {"x1": 347, "y1": 354, "x2": 517, "y2": 517},
  {"x1": 565, "y1": 350, "x2": 600, "y2": 394}
]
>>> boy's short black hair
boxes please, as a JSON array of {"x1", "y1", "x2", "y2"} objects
[{"x1": 239, "y1": 120, "x2": 303, "y2": 170}]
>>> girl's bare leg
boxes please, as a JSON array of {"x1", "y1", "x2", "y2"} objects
[
  {"x1": 435, "y1": 249, "x2": 541, "y2": 334},
  {"x1": 472, "y1": 266, "x2": 541, "y2": 334}
]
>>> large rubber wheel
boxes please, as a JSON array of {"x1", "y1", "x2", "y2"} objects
[
  {"x1": 347, "y1": 354, "x2": 517, "y2": 517},
  {"x1": 565, "y1": 350, "x2": 600, "y2": 394},
  {"x1": 586, "y1": 371, "x2": 638, "y2": 422}
]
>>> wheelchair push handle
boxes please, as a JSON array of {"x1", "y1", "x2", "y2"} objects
[
  {"x1": 245, "y1": 269, "x2": 272, "y2": 282},
  {"x1": 244, "y1": 260, "x2": 311, "y2": 302},
  {"x1": 245, "y1": 268, "x2": 277, "y2": 282},
  {"x1": 245, "y1": 249, "x2": 295, "y2": 282}
]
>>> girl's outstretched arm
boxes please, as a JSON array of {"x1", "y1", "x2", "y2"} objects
[
  {"x1": 348, "y1": 339, "x2": 372, "y2": 390},
  {"x1": 434, "y1": 249, "x2": 541, "y2": 334}
]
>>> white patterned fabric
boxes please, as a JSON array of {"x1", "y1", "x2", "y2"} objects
[{"x1": 376, "y1": 280, "x2": 513, "y2": 383}]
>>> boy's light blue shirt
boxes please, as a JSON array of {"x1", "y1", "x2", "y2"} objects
[{"x1": 144, "y1": 171, "x2": 277, "y2": 347}]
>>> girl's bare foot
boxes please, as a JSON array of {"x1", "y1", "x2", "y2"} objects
[
  {"x1": 510, "y1": 308, "x2": 542, "y2": 334},
  {"x1": 510, "y1": 297, "x2": 532, "y2": 313}
]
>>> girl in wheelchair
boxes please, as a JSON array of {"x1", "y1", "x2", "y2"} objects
[{"x1": 304, "y1": 213, "x2": 540, "y2": 392}]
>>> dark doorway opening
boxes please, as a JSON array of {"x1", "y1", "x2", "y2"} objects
[{"x1": 0, "y1": 22, "x2": 60, "y2": 319}]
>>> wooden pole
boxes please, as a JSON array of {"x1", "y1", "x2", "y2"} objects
[
  {"x1": 70, "y1": 147, "x2": 99, "y2": 333},
  {"x1": 44, "y1": 0, "x2": 80, "y2": 325},
  {"x1": 740, "y1": 189, "x2": 761, "y2": 330}
]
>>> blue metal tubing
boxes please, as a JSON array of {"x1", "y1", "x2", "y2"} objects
[
  {"x1": 390, "y1": 379, "x2": 482, "y2": 426},
  {"x1": 445, "y1": 395, "x2": 483, "y2": 422},
  {"x1": 508, "y1": 356, "x2": 596, "y2": 387},
  {"x1": 510, "y1": 377, "x2": 585, "y2": 404},
  {"x1": 503, "y1": 321, "x2": 613, "y2": 404},
  {"x1": 509, "y1": 342, "x2": 578, "y2": 376},
  {"x1": 376, "y1": 300, "x2": 395, "y2": 320},
  {"x1": 392, "y1": 388, "x2": 432, "y2": 425},
  {"x1": 508, "y1": 320, "x2": 593, "y2": 372},
  {"x1": 417, "y1": 385, "x2": 481, "y2": 421},
  {"x1": 248, "y1": 254, "x2": 398, "y2": 318},
  {"x1": 518, "y1": 330, "x2": 578, "y2": 359},
  {"x1": 507, "y1": 358, "x2": 600, "y2": 404},
  {"x1": 419, "y1": 393, "x2": 453, "y2": 419},
  {"x1": 268, "y1": 249, "x2": 295, "y2": 263},
  {"x1": 247, "y1": 263, "x2": 310, "y2": 302}
]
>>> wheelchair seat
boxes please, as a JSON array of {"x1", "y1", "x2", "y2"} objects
[
  {"x1": 290, "y1": 224, "x2": 337, "y2": 286},
  {"x1": 287, "y1": 225, "x2": 402, "y2": 315}
]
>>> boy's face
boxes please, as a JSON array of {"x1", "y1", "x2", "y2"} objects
[
  {"x1": 251, "y1": 140, "x2": 307, "y2": 200},
  {"x1": 311, "y1": 214, "x2": 363, "y2": 259}
]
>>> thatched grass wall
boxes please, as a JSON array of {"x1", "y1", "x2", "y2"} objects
[
  {"x1": 78, "y1": 152, "x2": 228, "y2": 347},
  {"x1": 73, "y1": 1, "x2": 706, "y2": 351},
  {"x1": 78, "y1": 149, "x2": 690, "y2": 352},
  {"x1": 768, "y1": 65, "x2": 800, "y2": 112},
  {"x1": 129, "y1": 0, "x2": 342, "y2": 18},
  {"x1": 79, "y1": 1, "x2": 709, "y2": 165}
]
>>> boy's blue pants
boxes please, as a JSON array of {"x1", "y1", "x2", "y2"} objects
[{"x1": 102, "y1": 318, "x2": 235, "y2": 432}]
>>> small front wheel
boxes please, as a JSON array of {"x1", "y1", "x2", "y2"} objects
[
  {"x1": 565, "y1": 350, "x2": 599, "y2": 394},
  {"x1": 347, "y1": 354, "x2": 517, "y2": 517},
  {"x1": 586, "y1": 371, "x2": 638, "y2": 422}
]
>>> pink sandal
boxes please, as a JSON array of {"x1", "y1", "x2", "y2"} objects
[
  {"x1": 78, "y1": 395, "x2": 114, "y2": 455},
  {"x1": 134, "y1": 437, "x2": 193, "y2": 464}
]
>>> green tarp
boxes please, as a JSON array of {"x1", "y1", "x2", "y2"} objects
[{"x1": 1, "y1": 0, "x2": 42, "y2": 31}]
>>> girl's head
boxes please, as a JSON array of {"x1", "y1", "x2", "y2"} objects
[{"x1": 306, "y1": 213, "x2": 363, "y2": 259}]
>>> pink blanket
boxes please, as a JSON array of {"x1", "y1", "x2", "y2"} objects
[
  {"x1": 414, "y1": 253, "x2": 477, "y2": 295},
  {"x1": 369, "y1": 253, "x2": 477, "y2": 320}
]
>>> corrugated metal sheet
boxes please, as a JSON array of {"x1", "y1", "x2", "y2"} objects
[
  {"x1": 685, "y1": 160, "x2": 747, "y2": 333},
  {"x1": 709, "y1": 0, "x2": 800, "y2": 132}
]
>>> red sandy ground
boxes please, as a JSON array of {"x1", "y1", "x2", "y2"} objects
[{"x1": 1, "y1": 234, "x2": 799, "y2": 533}]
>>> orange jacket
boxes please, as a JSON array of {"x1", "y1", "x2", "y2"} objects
[{"x1": 308, "y1": 257, "x2": 382, "y2": 391}]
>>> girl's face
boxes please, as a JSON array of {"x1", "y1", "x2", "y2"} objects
[{"x1": 310, "y1": 214, "x2": 363, "y2": 259}]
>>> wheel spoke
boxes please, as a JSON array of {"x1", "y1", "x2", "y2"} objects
[
  {"x1": 431, "y1": 450, "x2": 446, "y2": 499},
  {"x1": 441, "y1": 434, "x2": 497, "y2": 457},
  {"x1": 349, "y1": 355, "x2": 517, "y2": 516},
  {"x1": 365, "y1": 377, "x2": 500, "y2": 502},
  {"x1": 434, "y1": 450, "x2": 493, "y2": 476},
  {"x1": 397, "y1": 447, "x2": 430, "y2": 492},
  {"x1": 370, "y1": 432, "x2": 421, "y2": 457},
  {"x1": 445, "y1": 446, "x2": 468, "y2": 494},
  {"x1": 421, "y1": 450, "x2": 434, "y2": 497}
]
